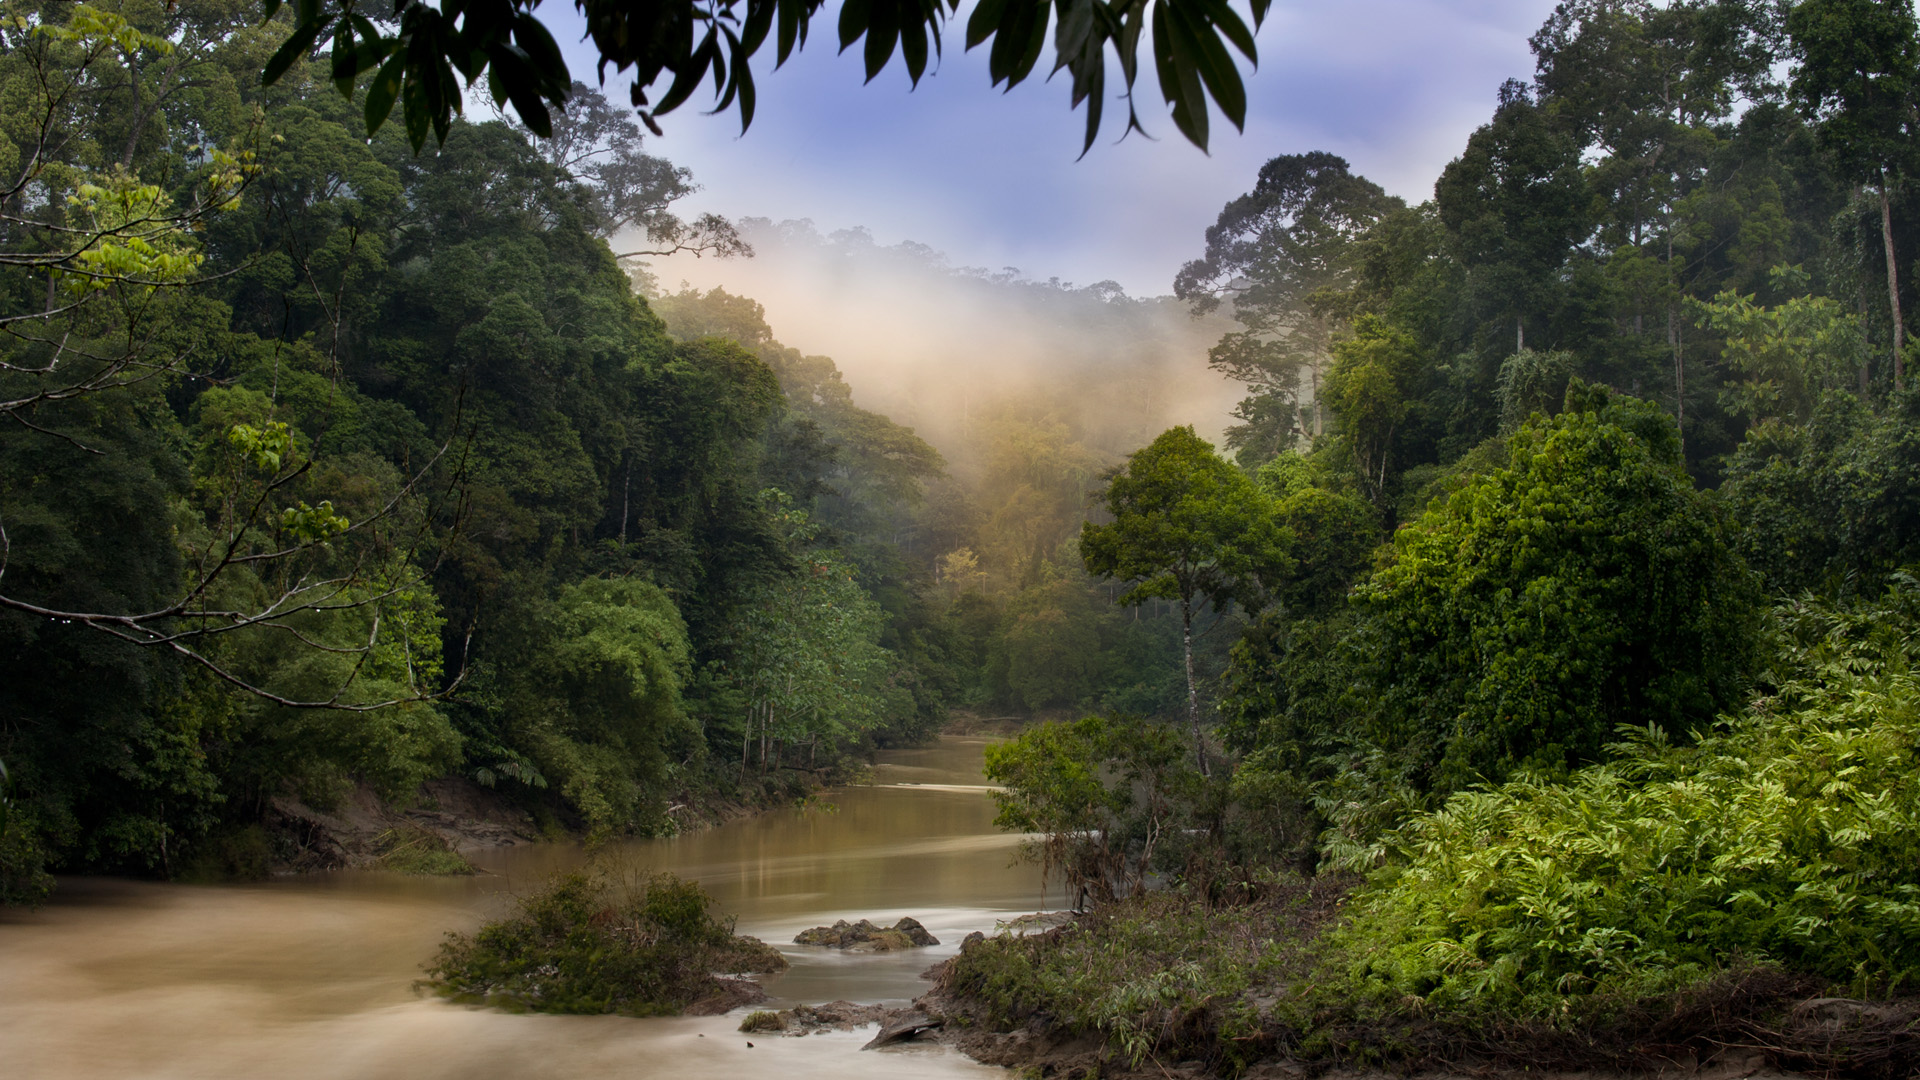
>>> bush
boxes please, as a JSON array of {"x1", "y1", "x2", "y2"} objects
[
  {"x1": 1324, "y1": 583, "x2": 1920, "y2": 1017},
  {"x1": 1356, "y1": 381, "x2": 1761, "y2": 790},
  {"x1": 424, "y1": 869, "x2": 786, "y2": 1015},
  {"x1": 983, "y1": 713, "x2": 1205, "y2": 904},
  {"x1": 940, "y1": 877, "x2": 1350, "y2": 1070}
]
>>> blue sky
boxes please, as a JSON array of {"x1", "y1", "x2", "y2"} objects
[{"x1": 533, "y1": 0, "x2": 1561, "y2": 296}]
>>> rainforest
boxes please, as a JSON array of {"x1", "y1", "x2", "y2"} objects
[{"x1": 4, "y1": 1, "x2": 1920, "y2": 1078}]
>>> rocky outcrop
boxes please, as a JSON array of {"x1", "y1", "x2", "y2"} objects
[{"x1": 793, "y1": 916, "x2": 940, "y2": 950}]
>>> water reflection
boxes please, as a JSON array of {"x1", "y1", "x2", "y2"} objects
[{"x1": 0, "y1": 737, "x2": 1039, "y2": 1079}]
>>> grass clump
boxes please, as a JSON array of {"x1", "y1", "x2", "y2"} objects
[
  {"x1": 739, "y1": 1009, "x2": 786, "y2": 1032},
  {"x1": 424, "y1": 868, "x2": 786, "y2": 1016},
  {"x1": 376, "y1": 825, "x2": 475, "y2": 875}
]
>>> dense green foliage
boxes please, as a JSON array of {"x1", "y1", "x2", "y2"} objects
[
  {"x1": 424, "y1": 869, "x2": 785, "y2": 1015},
  {"x1": 962, "y1": 2, "x2": 1920, "y2": 1070},
  {"x1": 0, "y1": 3, "x2": 952, "y2": 900},
  {"x1": 983, "y1": 713, "x2": 1204, "y2": 903},
  {"x1": 1082, "y1": 426, "x2": 1288, "y2": 770},
  {"x1": 1358, "y1": 383, "x2": 1760, "y2": 789}
]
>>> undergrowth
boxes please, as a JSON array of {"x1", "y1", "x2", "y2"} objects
[
  {"x1": 423, "y1": 868, "x2": 785, "y2": 1016},
  {"x1": 940, "y1": 874, "x2": 1352, "y2": 1071},
  {"x1": 940, "y1": 588, "x2": 1920, "y2": 1077},
  {"x1": 1322, "y1": 587, "x2": 1920, "y2": 1018}
]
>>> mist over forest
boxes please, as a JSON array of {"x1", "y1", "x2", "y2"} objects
[
  {"x1": 12, "y1": 2, "x2": 1920, "y2": 1076},
  {"x1": 646, "y1": 217, "x2": 1245, "y2": 467}
]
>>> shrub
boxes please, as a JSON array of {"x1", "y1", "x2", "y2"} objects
[
  {"x1": 983, "y1": 713, "x2": 1205, "y2": 904},
  {"x1": 424, "y1": 869, "x2": 785, "y2": 1015}
]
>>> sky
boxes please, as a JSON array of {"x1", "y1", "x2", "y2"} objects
[{"x1": 530, "y1": 0, "x2": 1564, "y2": 297}]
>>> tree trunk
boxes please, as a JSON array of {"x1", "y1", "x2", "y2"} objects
[
  {"x1": 1669, "y1": 302, "x2": 1684, "y2": 455},
  {"x1": 1668, "y1": 228, "x2": 1684, "y2": 453},
  {"x1": 1881, "y1": 177, "x2": 1905, "y2": 390},
  {"x1": 1181, "y1": 600, "x2": 1208, "y2": 777},
  {"x1": 1516, "y1": 316, "x2": 1524, "y2": 353},
  {"x1": 619, "y1": 455, "x2": 631, "y2": 545},
  {"x1": 1861, "y1": 276, "x2": 1875, "y2": 393}
]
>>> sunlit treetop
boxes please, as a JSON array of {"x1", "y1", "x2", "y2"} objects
[{"x1": 257, "y1": 0, "x2": 1269, "y2": 156}]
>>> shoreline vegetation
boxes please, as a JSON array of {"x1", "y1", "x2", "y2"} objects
[
  {"x1": 423, "y1": 869, "x2": 787, "y2": 1017},
  {"x1": 13, "y1": 2, "x2": 1920, "y2": 1077}
]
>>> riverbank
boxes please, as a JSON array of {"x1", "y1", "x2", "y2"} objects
[
  {"x1": 258, "y1": 761, "x2": 867, "y2": 877},
  {"x1": 902, "y1": 884, "x2": 1916, "y2": 1080},
  {"x1": 0, "y1": 736, "x2": 1038, "y2": 1080}
]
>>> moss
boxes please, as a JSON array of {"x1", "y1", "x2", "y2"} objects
[
  {"x1": 739, "y1": 1010, "x2": 786, "y2": 1033},
  {"x1": 423, "y1": 868, "x2": 786, "y2": 1016}
]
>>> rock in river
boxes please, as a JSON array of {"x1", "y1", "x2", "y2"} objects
[{"x1": 793, "y1": 917, "x2": 940, "y2": 951}]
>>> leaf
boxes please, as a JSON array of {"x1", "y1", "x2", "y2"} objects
[
  {"x1": 737, "y1": 39, "x2": 760, "y2": 129},
  {"x1": 1174, "y1": 2, "x2": 1246, "y2": 130},
  {"x1": 262, "y1": 15, "x2": 328, "y2": 87},
  {"x1": 402, "y1": 70, "x2": 431, "y2": 153},
  {"x1": 902, "y1": 17, "x2": 931, "y2": 84},
  {"x1": 966, "y1": 0, "x2": 1012, "y2": 51},
  {"x1": 777, "y1": 0, "x2": 806, "y2": 63},
  {"x1": 863, "y1": 0, "x2": 902, "y2": 82},
  {"x1": 364, "y1": 52, "x2": 407, "y2": 133},
  {"x1": 839, "y1": 0, "x2": 875, "y2": 51}
]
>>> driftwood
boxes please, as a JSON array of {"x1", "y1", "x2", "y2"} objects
[{"x1": 861, "y1": 1010, "x2": 944, "y2": 1049}]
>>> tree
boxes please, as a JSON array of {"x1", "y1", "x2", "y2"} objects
[
  {"x1": 1174, "y1": 153, "x2": 1396, "y2": 455},
  {"x1": 1531, "y1": 0, "x2": 1778, "y2": 442},
  {"x1": 1787, "y1": 0, "x2": 1920, "y2": 387},
  {"x1": 983, "y1": 712, "x2": 1203, "y2": 904},
  {"x1": 1689, "y1": 265, "x2": 1865, "y2": 423},
  {"x1": 536, "y1": 83, "x2": 748, "y2": 261},
  {"x1": 1433, "y1": 80, "x2": 1588, "y2": 358},
  {"x1": 0, "y1": 4, "x2": 463, "y2": 711},
  {"x1": 1322, "y1": 314, "x2": 1422, "y2": 509},
  {"x1": 719, "y1": 493, "x2": 889, "y2": 775},
  {"x1": 262, "y1": 0, "x2": 1273, "y2": 155},
  {"x1": 1080, "y1": 426, "x2": 1288, "y2": 774},
  {"x1": 1356, "y1": 381, "x2": 1761, "y2": 790}
]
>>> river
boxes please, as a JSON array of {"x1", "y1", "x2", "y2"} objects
[{"x1": 0, "y1": 736, "x2": 1045, "y2": 1079}]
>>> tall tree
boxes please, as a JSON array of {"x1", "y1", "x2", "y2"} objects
[
  {"x1": 538, "y1": 83, "x2": 749, "y2": 262},
  {"x1": 1175, "y1": 153, "x2": 1397, "y2": 460},
  {"x1": 1434, "y1": 79, "x2": 1589, "y2": 358},
  {"x1": 1787, "y1": 0, "x2": 1920, "y2": 386},
  {"x1": 1080, "y1": 427, "x2": 1288, "y2": 774},
  {"x1": 1531, "y1": 0, "x2": 1777, "y2": 439}
]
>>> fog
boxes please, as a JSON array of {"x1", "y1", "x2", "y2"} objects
[{"x1": 643, "y1": 218, "x2": 1245, "y2": 475}]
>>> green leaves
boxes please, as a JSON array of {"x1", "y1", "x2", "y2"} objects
[
  {"x1": 984, "y1": 713, "x2": 1203, "y2": 902},
  {"x1": 1354, "y1": 383, "x2": 1760, "y2": 791},
  {"x1": 260, "y1": 0, "x2": 1268, "y2": 153},
  {"x1": 1082, "y1": 425, "x2": 1290, "y2": 615},
  {"x1": 1332, "y1": 584, "x2": 1920, "y2": 1013}
]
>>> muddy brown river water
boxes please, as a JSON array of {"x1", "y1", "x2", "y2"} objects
[{"x1": 0, "y1": 736, "x2": 1046, "y2": 1079}]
